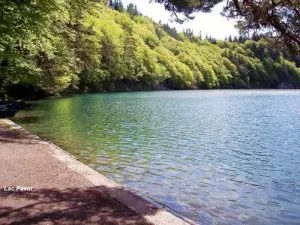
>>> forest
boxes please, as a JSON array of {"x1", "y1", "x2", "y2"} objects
[{"x1": 0, "y1": 0, "x2": 299, "y2": 99}]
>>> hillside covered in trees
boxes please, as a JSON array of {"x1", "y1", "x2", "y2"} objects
[{"x1": 1, "y1": 0, "x2": 299, "y2": 99}]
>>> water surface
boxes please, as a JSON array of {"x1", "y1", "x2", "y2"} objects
[{"x1": 14, "y1": 90, "x2": 300, "y2": 224}]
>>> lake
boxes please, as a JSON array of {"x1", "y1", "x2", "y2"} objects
[{"x1": 13, "y1": 90, "x2": 300, "y2": 225}]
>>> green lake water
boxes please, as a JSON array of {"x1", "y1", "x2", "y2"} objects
[{"x1": 13, "y1": 90, "x2": 300, "y2": 224}]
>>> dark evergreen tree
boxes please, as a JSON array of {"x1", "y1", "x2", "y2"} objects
[
  {"x1": 162, "y1": 24, "x2": 180, "y2": 40},
  {"x1": 238, "y1": 36, "x2": 243, "y2": 43},
  {"x1": 233, "y1": 36, "x2": 238, "y2": 42},
  {"x1": 198, "y1": 31, "x2": 202, "y2": 40},
  {"x1": 134, "y1": 5, "x2": 138, "y2": 15},
  {"x1": 127, "y1": 3, "x2": 135, "y2": 15}
]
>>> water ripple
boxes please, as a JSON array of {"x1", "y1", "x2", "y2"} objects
[{"x1": 14, "y1": 90, "x2": 300, "y2": 225}]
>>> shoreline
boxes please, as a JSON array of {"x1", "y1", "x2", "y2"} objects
[
  {"x1": 4, "y1": 85, "x2": 300, "y2": 102},
  {"x1": 30, "y1": 88, "x2": 300, "y2": 104},
  {"x1": 0, "y1": 119, "x2": 196, "y2": 225}
]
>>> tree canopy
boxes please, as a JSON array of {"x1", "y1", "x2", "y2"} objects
[
  {"x1": 154, "y1": 0, "x2": 300, "y2": 50},
  {"x1": 0, "y1": 0, "x2": 299, "y2": 99}
]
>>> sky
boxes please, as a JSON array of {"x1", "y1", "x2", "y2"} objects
[{"x1": 122, "y1": 0, "x2": 239, "y2": 40}]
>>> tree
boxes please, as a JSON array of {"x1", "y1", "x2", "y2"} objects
[
  {"x1": 109, "y1": 0, "x2": 124, "y2": 12},
  {"x1": 153, "y1": 0, "x2": 300, "y2": 50},
  {"x1": 1, "y1": 0, "x2": 299, "y2": 97},
  {"x1": 134, "y1": 5, "x2": 138, "y2": 15},
  {"x1": 118, "y1": 0, "x2": 125, "y2": 12},
  {"x1": 183, "y1": 28, "x2": 194, "y2": 37},
  {"x1": 162, "y1": 24, "x2": 180, "y2": 40},
  {"x1": 153, "y1": 0, "x2": 222, "y2": 21},
  {"x1": 127, "y1": 3, "x2": 136, "y2": 15},
  {"x1": 238, "y1": 36, "x2": 243, "y2": 43},
  {"x1": 223, "y1": 0, "x2": 300, "y2": 49},
  {"x1": 198, "y1": 31, "x2": 202, "y2": 40},
  {"x1": 0, "y1": 0, "x2": 91, "y2": 96},
  {"x1": 233, "y1": 36, "x2": 238, "y2": 42}
]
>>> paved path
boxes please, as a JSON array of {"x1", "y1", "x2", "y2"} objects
[{"x1": 0, "y1": 120, "x2": 190, "y2": 225}]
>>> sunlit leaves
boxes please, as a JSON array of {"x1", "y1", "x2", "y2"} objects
[{"x1": 1, "y1": 0, "x2": 299, "y2": 97}]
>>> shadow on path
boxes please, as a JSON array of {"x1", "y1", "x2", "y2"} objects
[
  {"x1": 0, "y1": 186, "x2": 155, "y2": 225},
  {"x1": 0, "y1": 123, "x2": 39, "y2": 145}
]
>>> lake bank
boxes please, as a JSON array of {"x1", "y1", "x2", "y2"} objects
[
  {"x1": 0, "y1": 119, "x2": 192, "y2": 225},
  {"x1": 4, "y1": 79, "x2": 299, "y2": 101}
]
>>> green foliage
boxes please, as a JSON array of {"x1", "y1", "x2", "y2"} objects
[
  {"x1": 153, "y1": 0, "x2": 300, "y2": 49},
  {"x1": 0, "y1": 0, "x2": 299, "y2": 98},
  {"x1": 0, "y1": 0, "x2": 93, "y2": 95}
]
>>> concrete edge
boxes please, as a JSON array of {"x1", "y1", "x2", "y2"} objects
[{"x1": 1, "y1": 119, "x2": 198, "y2": 225}]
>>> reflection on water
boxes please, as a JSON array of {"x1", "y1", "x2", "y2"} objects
[{"x1": 14, "y1": 90, "x2": 300, "y2": 225}]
